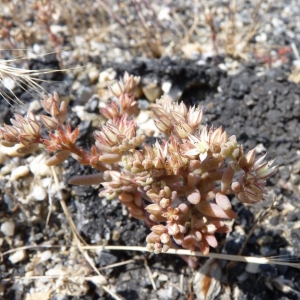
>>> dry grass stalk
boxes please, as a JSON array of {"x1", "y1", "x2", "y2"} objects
[{"x1": 2, "y1": 244, "x2": 299, "y2": 269}]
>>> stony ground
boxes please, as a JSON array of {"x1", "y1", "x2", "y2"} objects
[{"x1": 1, "y1": 1, "x2": 300, "y2": 299}]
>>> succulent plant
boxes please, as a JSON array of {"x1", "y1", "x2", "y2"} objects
[{"x1": 0, "y1": 72, "x2": 276, "y2": 255}]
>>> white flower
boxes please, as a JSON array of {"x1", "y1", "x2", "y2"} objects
[{"x1": 184, "y1": 128, "x2": 209, "y2": 161}]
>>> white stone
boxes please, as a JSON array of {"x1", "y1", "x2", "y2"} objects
[
  {"x1": 255, "y1": 32, "x2": 267, "y2": 43},
  {"x1": 40, "y1": 250, "x2": 52, "y2": 262},
  {"x1": 1, "y1": 220, "x2": 15, "y2": 236},
  {"x1": 31, "y1": 186, "x2": 47, "y2": 201},
  {"x1": 99, "y1": 68, "x2": 116, "y2": 83},
  {"x1": 90, "y1": 41, "x2": 107, "y2": 52},
  {"x1": 41, "y1": 177, "x2": 52, "y2": 189},
  {"x1": 10, "y1": 165, "x2": 30, "y2": 180},
  {"x1": 255, "y1": 143, "x2": 266, "y2": 154},
  {"x1": 33, "y1": 43, "x2": 42, "y2": 54},
  {"x1": 162, "y1": 81, "x2": 172, "y2": 94},
  {"x1": 158, "y1": 274, "x2": 168, "y2": 281},
  {"x1": 71, "y1": 80, "x2": 80, "y2": 91},
  {"x1": 142, "y1": 84, "x2": 162, "y2": 102},
  {"x1": 158, "y1": 7, "x2": 171, "y2": 21},
  {"x1": 0, "y1": 164, "x2": 14, "y2": 176},
  {"x1": 45, "y1": 267, "x2": 66, "y2": 276},
  {"x1": 293, "y1": 59, "x2": 300, "y2": 69},
  {"x1": 138, "y1": 119, "x2": 159, "y2": 137},
  {"x1": 181, "y1": 43, "x2": 202, "y2": 59},
  {"x1": 29, "y1": 154, "x2": 51, "y2": 176},
  {"x1": 74, "y1": 35, "x2": 86, "y2": 47},
  {"x1": 135, "y1": 111, "x2": 150, "y2": 125},
  {"x1": 88, "y1": 68, "x2": 99, "y2": 84},
  {"x1": 1, "y1": 144, "x2": 26, "y2": 157},
  {"x1": 0, "y1": 148, "x2": 5, "y2": 164},
  {"x1": 28, "y1": 100, "x2": 42, "y2": 112},
  {"x1": 9, "y1": 250, "x2": 26, "y2": 264},
  {"x1": 50, "y1": 24, "x2": 67, "y2": 35},
  {"x1": 2, "y1": 76, "x2": 16, "y2": 91},
  {"x1": 271, "y1": 18, "x2": 284, "y2": 28}
]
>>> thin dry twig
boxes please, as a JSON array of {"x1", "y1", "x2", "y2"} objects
[
  {"x1": 2, "y1": 243, "x2": 299, "y2": 269},
  {"x1": 50, "y1": 167, "x2": 123, "y2": 300},
  {"x1": 51, "y1": 166, "x2": 86, "y2": 245},
  {"x1": 99, "y1": 259, "x2": 135, "y2": 270},
  {"x1": 184, "y1": 0, "x2": 200, "y2": 43},
  {"x1": 144, "y1": 257, "x2": 157, "y2": 291}
]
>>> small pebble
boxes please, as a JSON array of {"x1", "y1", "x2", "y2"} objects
[
  {"x1": 257, "y1": 235, "x2": 273, "y2": 246},
  {"x1": 0, "y1": 164, "x2": 14, "y2": 176},
  {"x1": 28, "y1": 100, "x2": 42, "y2": 112},
  {"x1": 88, "y1": 68, "x2": 99, "y2": 84},
  {"x1": 29, "y1": 154, "x2": 51, "y2": 176},
  {"x1": 237, "y1": 271, "x2": 248, "y2": 282},
  {"x1": 31, "y1": 186, "x2": 47, "y2": 201},
  {"x1": 1, "y1": 221, "x2": 15, "y2": 236},
  {"x1": 246, "y1": 263, "x2": 260, "y2": 274},
  {"x1": 255, "y1": 143, "x2": 266, "y2": 154},
  {"x1": 9, "y1": 250, "x2": 26, "y2": 264},
  {"x1": 40, "y1": 250, "x2": 52, "y2": 262},
  {"x1": 0, "y1": 149, "x2": 5, "y2": 164},
  {"x1": 162, "y1": 81, "x2": 172, "y2": 94},
  {"x1": 112, "y1": 230, "x2": 120, "y2": 241},
  {"x1": 2, "y1": 76, "x2": 16, "y2": 91},
  {"x1": 158, "y1": 274, "x2": 168, "y2": 281},
  {"x1": 99, "y1": 68, "x2": 116, "y2": 83},
  {"x1": 142, "y1": 83, "x2": 162, "y2": 102},
  {"x1": 260, "y1": 246, "x2": 277, "y2": 256},
  {"x1": 135, "y1": 111, "x2": 150, "y2": 125},
  {"x1": 10, "y1": 165, "x2": 30, "y2": 180},
  {"x1": 1, "y1": 144, "x2": 26, "y2": 157}
]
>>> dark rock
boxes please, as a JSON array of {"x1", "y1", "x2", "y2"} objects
[
  {"x1": 279, "y1": 166, "x2": 291, "y2": 181},
  {"x1": 266, "y1": 109, "x2": 283, "y2": 123},
  {"x1": 97, "y1": 251, "x2": 118, "y2": 267}
]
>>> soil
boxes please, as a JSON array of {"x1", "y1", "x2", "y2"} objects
[{"x1": 1, "y1": 34, "x2": 300, "y2": 300}]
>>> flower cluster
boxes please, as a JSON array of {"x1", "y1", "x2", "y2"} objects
[{"x1": 0, "y1": 72, "x2": 276, "y2": 255}]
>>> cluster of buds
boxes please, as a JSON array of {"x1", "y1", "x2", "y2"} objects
[
  {"x1": 98, "y1": 83, "x2": 276, "y2": 255},
  {"x1": 0, "y1": 73, "x2": 276, "y2": 256},
  {"x1": 0, "y1": 111, "x2": 41, "y2": 153},
  {"x1": 150, "y1": 96, "x2": 203, "y2": 139},
  {"x1": 102, "y1": 72, "x2": 140, "y2": 119}
]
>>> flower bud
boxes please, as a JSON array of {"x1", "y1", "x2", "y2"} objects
[
  {"x1": 231, "y1": 181, "x2": 242, "y2": 193},
  {"x1": 145, "y1": 204, "x2": 162, "y2": 215},
  {"x1": 159, "y1": 198, "x2": 170, "y2": 208},
  {"x1": 146, "y1": 232, "x2": 160, "y2": 244},
  {"x1": 40, "y1": 115, "x2": 59, "y2": 130},
  {"x1": 118, "y1": 193, "x2": 133, "y2": 203},
  {"x1": 151, "y1": 225, "x2": 167, "y2": 235},
  {"x1": 192, "y1": 230, "x2": 202, "y2": 241},
  {"x1": 160, "y1": 233, "x2": 170, "y2": 244},
  {"x1": 168, "y1": 222, "x2": 180, "y2": 236}
]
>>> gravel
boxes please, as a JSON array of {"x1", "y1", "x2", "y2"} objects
[{"x1": 1, "y1": 0, "x2": 300, "y2": 299}]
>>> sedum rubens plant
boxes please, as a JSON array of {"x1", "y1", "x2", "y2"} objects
[{"x1": 0, "y1": 72, "x2": 276, "y2": 255}]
